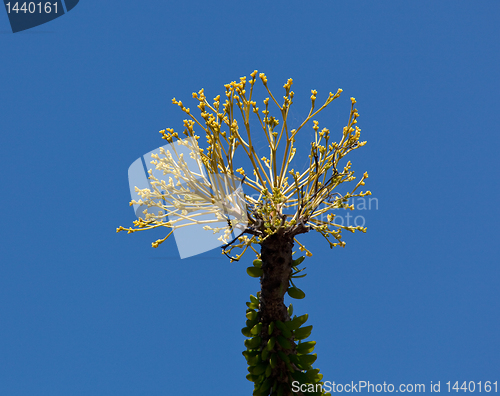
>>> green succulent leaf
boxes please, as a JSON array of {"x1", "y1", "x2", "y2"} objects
[
  {"x1": 292, "y1": 256, "x2": 305, "y2": 266},
  {"x1": 246, "y1": 310, "x2": 258, "y2": 321},
  {"x1": 288, "y1": 353, "x2": 304, "y2": 370},
  {"x1": 268, "y1": 321, "x2": 275, "y2": 335},
  {"x1": 296, "y1": 340, "x2": 316, "y2": 355},
  {"x1": 261, "y1": 346, "x2": 269, "y2": 361},
  {"x1": 250, "y1": 294, "x2": 259, "y2": 304},
  {"x1": 246, "y1": 373, "x2": 259, "y2": 382},
  {"x1": 286, "y1": 314, "x2": 308, "y2": 331},
  {"x1": 291, "y1": 370, "x2": 309, "y2": 384},
  {"x1": 298, "y1": 353, "x2": 317, "y2": 369},
  {"x1": 244, "y1": 336, "x2": 262, "y2": 349},
  {"x1": 306, "y1": 368, "x2": 323, "y2": 383},
  {"x1": 275, "y1": 320, "x2": 292, "y2": 338},
  {"x1": 241, "y1": 326, "x2": 252, "y2": 337},
  {"x1": 259, "y1": 377, "x2": 273, "y2": 392},
  {"x1": 250, "y1": 363, "x2": 267, "y2": 375},
  {"x1": 247, "y1": 266, "x2": 263, "y2": 278},
  {"x1": 246, "y1": 353, "x2": 261, "y2": 366},
  {"x1": 291, "y1": 266, "x2": 307, "y2": 277},
  {"x1": 246, "y1": 318, "x2": 258, "y2": 329},
  {"x1": 285, "y1": 360, "x2": 295, "y2": 373},
  {"x1": 246, "y1": 301, "x2": 260, "y2": 309},
  {"x1": 294, "y1": 325, "x2": 313, "y2": 340},
  {"x1": 267, "y1": 336, "x2": 276, "y2": 351},
  {"x1": 246, "y1": 320, "x2": 257, "y2": 330},
  {"x1": 253, "y1": 380, "x2": 266, "y2": 396},
  {"x1": 251, "y1": 323, "x2": 262, "y2": 336},
  {"x1": 243, "y1": 349, "x2": 259, "y2": 358},
  {"x1": 265, "y1": 364, "x2": 272, "y2": 377},
  {"x1": 277, "y1": 349, "x2": 290, "y2": 364},
  {"x1": 269, "y1": 353, "x2": 277, "y2": 369},
  {"x1": 287, "y1": 286, "x2": 306, "y2": 299},
  {"x1": 252, "y1": 259, "x2": 262, "y2": 268},
  {"x1": 252, "y1": 386, "x2": 265, "y2": 396},
  {"x1": 277, "y1": 335, "x2": 292, "y2": 350}
]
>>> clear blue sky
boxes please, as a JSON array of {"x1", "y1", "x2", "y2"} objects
[{"x1": 1, "y1": 2, "x2": 499, "y2": 395}]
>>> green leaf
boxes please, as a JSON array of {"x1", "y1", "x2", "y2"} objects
[
  {"x1": 241, "y1": 326, "x2": 252, "y2": 337},
  {"x1": 288, "y1": 353, "x2": 304, "y2": 369},
  {"x1": 306, "y1": 368, "x2": 323, "y2": 383},
  {"x1": 246, "y1": 353, "x2": 261, "y2": 366},
  {"x1": 269, "y1": 353, "x2": 277, "y2": 368},
  {"x1": 294, "y1": 325, "x2": 313, "y2": 340},
  {"x1": 296, "y1": 340, "x2": 316, "y2": 355},
  {"x1": 261, "y1": 346, "x2": 269, "y2": 361},
  {"x1": 244, "y1": 336, "x2": 262, "y2": 349},
  {"x1": 265, "y1": 364, "x2": 272, "y2": 377},
  {"x1": 277, "y1": 349, "x2": 290, "y2": 364},
  {"x1": 251, "y1": 323, "x2": 262, "y2": 335},
  {"x1": 286, "y1": 314, "x2": 308, "y2": 331},
  {"x1": 298, "y1": 353, "x2": 317, "y2": 369},
  {"x1": 250, "y1": 363, "x2": 267, "y2": 375},
  {"x1": 253, "y1": 259, "x2": 262, "y2": 268},
  {"x1": 291, "y1": 370, "x2": 309, "y2": 384},
  {"x1": 243, "y1": 349, "x2": 259, "y2": 358},
  {"x1": 292, "y1": 256, "x2": 305, "y2": 266},
  {"x1": 275, "y1": 320, "x2": 292, "y2": 338},
  {"x1": 247, "y1": 266, "x2": 263, "y2": 278},
  {"x1": 266, "y1": 336, "x2": 276, "y2": 351},
  {"x1": 287, "y1": 286, "x2": 306, "y2": 299},
  {"x1": 246, "y1": 310, "x2": 258, "y2": 321},
  {"x1": 291, "y1": 266, "x2": 307, "y2": 277},
  {"x1": 250, "y1": 294, "x2": 259, "y2": 304},
  {"x1": 277, "y1": 335, "x2": 292, "y2": 350},
  {"x1": 268, "y1": 321, "x2": 275, "y2": 335},
  {"x1": 246, "y1": 318, "x2": 258, "y2": 328},
  {"x1": 246, "y1": 301, "x2": 259, "y2": 309},
  {"x1": 253, "y1": 376, "x2": 266, "y2": 393},
  {"x1": 253, "y1": 384, "x2": 265, "y2": 396},
  {"x1": 287, "y1": 303, "x2": 293, "y2": 317},
  {"x1": 259, "y1": 377, "x2": 273, "y2": 392},
  {"x1": 246, "y1": 373, "x2": 259, "y2": 382}
]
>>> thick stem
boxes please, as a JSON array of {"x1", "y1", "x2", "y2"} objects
[
  {"x1": 259, "y1": 233, "x2": 303, "y2": 396},
  {"x1": 260, "y1": 233, "x2": 293, "y2": 325}
]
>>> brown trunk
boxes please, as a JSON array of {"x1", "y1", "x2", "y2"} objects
[
  {"x1": 259, "y1": 233, "x2": 304, "y2": 396},
  {"x1": 260, "y1": 233, "x2": 293, "y2": 325}
]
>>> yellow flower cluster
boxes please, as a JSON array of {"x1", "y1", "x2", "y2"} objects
[{"x1": 117, "y1": 71, "x2": 370, "y2": 260}]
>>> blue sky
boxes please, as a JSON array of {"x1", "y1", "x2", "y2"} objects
[{"x1": 1, "y1": 1, "x2": 499, "y2": 395}]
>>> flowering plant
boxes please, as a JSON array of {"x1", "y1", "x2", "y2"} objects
[{"x1": 118, "y1": 71, "x2": 370, "y2": 396}]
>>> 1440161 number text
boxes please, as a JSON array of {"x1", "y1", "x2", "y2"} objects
[{"x1": 5, "y1": 2, "x2": 59, "y2": 14}]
